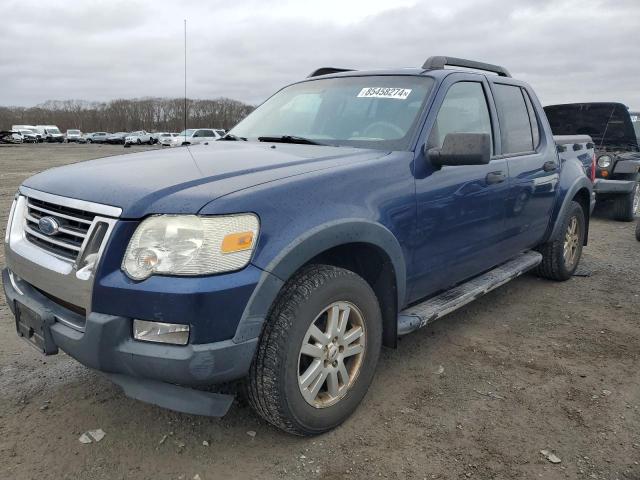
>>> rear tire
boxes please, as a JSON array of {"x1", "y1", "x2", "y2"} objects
[
  {"x1": 535, "y1": 200, "x2": 585, "y2": 281},
  {"x1": 246, "y1": 265, "x2": 382, "y2": 436},
  {"x1": 613, "y1": 179, "x2": 639, "y2": 222}
]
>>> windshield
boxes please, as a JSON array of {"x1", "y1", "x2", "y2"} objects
[
  {"x1": 47, "y1": 128, "x2": 61, "y2": 134},
  {"x1": 20, "y1": 130, "x2": 32, "y2": 134},
  {"x1": 68, "y1": 130, "x2": 80, "y2": 134},
  {"x1": 229, "y1": 75, "x2": 434, "y2": 150},
  {"x1": 178, "y1": 129, "x2": 196, "y2": 137}
]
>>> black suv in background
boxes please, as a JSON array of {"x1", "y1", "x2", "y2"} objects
[{"x1": 545, "y1": 103, "x2": 640, "y2": 221}]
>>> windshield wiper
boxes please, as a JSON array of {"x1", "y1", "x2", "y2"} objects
[
  {"x1": 220, "y1": 133, "x2": 247, "y2": 141},
  {"x1": 257, "y1": 135, "x2": 325, "y2": 146}
]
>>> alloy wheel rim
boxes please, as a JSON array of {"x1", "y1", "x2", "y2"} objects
[
  {"x1": 563, "y1": 216, "x2": 580, "y2": 269},
  {"x1": 297, "y1": 301, "x2": 366, "y2": 408}
]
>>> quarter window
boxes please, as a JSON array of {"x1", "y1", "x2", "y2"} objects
[
  {"x1": 493, "y1": 84, "x2": 534, "y2": 154},
  {"x1": 429, "y1": 82, "x2": 492, "y2": 152},
  {"x1": 522, "y1": 89, "x2": 540, "y2": 149}
]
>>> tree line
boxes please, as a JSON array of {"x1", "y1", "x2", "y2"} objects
[{"x1": 0, "y1": 97, "x2": 255, "y2": 133}]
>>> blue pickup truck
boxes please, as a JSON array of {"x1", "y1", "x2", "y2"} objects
[{"x1": 3, "y1": 56, "x2": 594, "y2": 435}]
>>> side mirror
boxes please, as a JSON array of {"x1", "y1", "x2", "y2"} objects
[{"x1": 427, "y1": 133, "x2": 491, "y2": 167}]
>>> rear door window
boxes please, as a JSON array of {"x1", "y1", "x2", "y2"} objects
[{"x1": 493, "y1": 84, "x2": 534, "y2": 154}]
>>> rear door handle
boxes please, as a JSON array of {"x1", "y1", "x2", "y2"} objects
[
  {"x1": 543, "y1": 160, "x2": 557, "y2": 172},
  {"x1": 486, "y1": 171, "x2": 506, "y2": 185}
]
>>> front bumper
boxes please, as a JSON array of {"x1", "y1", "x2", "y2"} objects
[
  {"x1": 3, "y1": 268, "x2": 258, "y2": 415},
  {"x1": 593, "y1": 178, "x2": 636, "y2": 196},
  {"x1": 3, "y1": 268, "x2": 257, "y2": 385}
]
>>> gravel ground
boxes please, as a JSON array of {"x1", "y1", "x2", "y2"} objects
[{"x1": 0, "y1": 144, "x2": 639, "y2": 480}]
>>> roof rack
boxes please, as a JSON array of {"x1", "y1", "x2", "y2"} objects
[
  {"x1": 422, "y1": 56, "x2": 511, "y2": 77},
  {"x1": 308, "y1": 67, "x2": 354, "y2": 78}
]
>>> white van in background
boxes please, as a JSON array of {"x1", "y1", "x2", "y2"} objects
[
  {"x1": 34, "y1": 125, "x2": 64, "y2": 143},
  {"x1": 12, "y1": 125, "x2": 42, "y2": 142}
]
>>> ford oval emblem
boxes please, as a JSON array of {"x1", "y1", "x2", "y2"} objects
[{"x1": 38, "y1": 216, "x2": 60, "y2": 236}]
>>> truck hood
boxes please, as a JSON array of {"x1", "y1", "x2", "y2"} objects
[{"x1": 22, "y1": 142, "x2": 388, "y2": 218}]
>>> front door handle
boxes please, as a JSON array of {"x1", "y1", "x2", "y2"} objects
[
  {"x1": 543, "y1": 160, "x2": 557, "y2": 172},
  {"x1": 486, "y1": 171, "x2": 506, "y2": 185}
]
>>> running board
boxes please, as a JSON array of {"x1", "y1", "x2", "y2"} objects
[{"x1": 397, "y1": 251, "x2": 542, "y2": 336}]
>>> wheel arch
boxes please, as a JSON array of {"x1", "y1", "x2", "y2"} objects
[
  {"x1": 550, "y1": 178, "x2": 592, "y2": 246},
  {"x1": 236, "y1": 220, "x2": 407, "y2": 348}
]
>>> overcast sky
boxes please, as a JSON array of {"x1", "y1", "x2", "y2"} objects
[{"x1": 1, "y1": 0, "x2": 638, "y2": 109}]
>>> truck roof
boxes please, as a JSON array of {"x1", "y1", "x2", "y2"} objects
[{"x1": 307, "y1": 56, "x2": 512, "y2": 80}]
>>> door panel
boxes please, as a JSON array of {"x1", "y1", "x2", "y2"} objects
[
  {"x1": 409, "y1": 75, "x2": 510, "y2": 303},
  {"x1": 491, "y1": 83, "x2": 558, "y2": 254}
]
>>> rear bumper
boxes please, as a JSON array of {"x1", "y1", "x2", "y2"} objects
[{"x1": 593, "y1": 178, "x2": 636, "y2": 196}]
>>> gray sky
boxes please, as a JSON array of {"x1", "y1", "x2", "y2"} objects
[{"x1": 2, "y1": 0, "x2": 638, "y2": 109}]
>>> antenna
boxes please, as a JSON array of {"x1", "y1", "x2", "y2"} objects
[{"x1": 184, "y1": 19, "x2": 187, "y2": 143}]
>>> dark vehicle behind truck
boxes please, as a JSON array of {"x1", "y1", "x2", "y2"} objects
[
  {"x1": 544, "y1": 103, "x2": 640, "y2": 221},
  {"x1": 4, "y1": 56, "x2": 593, "y2": 436}
]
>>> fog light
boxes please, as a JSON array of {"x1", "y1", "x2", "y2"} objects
[{"x1": 133, "y1": 320, "x2": 190, "y2": 345}]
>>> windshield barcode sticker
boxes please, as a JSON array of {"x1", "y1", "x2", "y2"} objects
[{"x1": 357, "y1": 88, "x2": 412, "y2": 99}]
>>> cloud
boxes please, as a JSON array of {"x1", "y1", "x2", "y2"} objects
[{"x1": 0, "y1": 0, "x2": 638, "y2": 109}]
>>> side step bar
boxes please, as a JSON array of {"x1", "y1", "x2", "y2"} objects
[{"x1": 397, "y1": 251, "x2": 542, "y2": 336}]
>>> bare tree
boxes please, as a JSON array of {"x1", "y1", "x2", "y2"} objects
[{"x1": 0, "y1": 97, "x2": 254, "y2": 132}]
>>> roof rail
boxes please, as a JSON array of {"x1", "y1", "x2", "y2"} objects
[
  {"x1": 308, "y1": 67, "x2": 354, "y2": 78},
  {"x1": 422, "y1": 56, "x2": 511, "y2": 77}
]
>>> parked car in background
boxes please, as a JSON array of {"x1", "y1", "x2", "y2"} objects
[
  {"x1": 3, "y1": 56, "x2": 594, "y2": 436},
  {"x1": 18, "y1": 129, "x2": 38, "y2": 143},
  {"x1": 65, "y1": 129, "x2": 83, "y2": 143},
  {"x1": 35, "y1": 125, "x2": 64, "y2": 143},
  {"x1": 0, "y1": 131, "x2": 23, "y2": 144},
  {"x1": 545, "y1": 103, "x2": 640, "y2": 221},
  {"x1": 125, "y1": 131, "x2": 153, "y2": 145},
  {"x1": 106, "y1": 132, "x2": 129, "y2": 145},
  {"x1": 12, "y1": 125, "x2": 41, "y2": 142},
  {"x1": 151, "y1": 132, "x2": 176, "y2": 145},
  {"x1": 85, "y1": 132, "x2": 110, "y2": 143},
  {"x1": 159, "y1": 133, "x2": 180, "y2": 147},
  {"x1": 166, "y1": 128, "x2": 222, "y2": 146}
]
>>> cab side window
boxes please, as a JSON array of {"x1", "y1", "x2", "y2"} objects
[
  {"x1": 493, "y1": 84, "x2": 535, "y2": 154},
  {"x1": 429, "y1": 82, "x2": 492, "y2": 153}
]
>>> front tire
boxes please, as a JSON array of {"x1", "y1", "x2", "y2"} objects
[
  {"x1": 246, "y1": 265, "x2": 382, "y2": 436},
  {"x1": 536, "y1": 201, "x2": 585, "y2": 281},
  {"x1": 613, "y1": 179, "x2": 639, "y2": 222}
]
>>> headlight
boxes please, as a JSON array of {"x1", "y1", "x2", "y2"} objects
[
  {"x1": 597, "y1": 155, "x2": 612, "y2": 168},
  {"x1": 122, "y1": 214, "x2": 259, "y2": 280}
]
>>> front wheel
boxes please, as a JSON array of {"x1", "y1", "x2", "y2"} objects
[
  {"x1": 536, "y1": 200, "x2": 585, "y2": 281},
  {"x1": 613, "y1": 180, "x2": 640, "y2": 222},
  {"x1": 246, "y1": 265, "x2": 382, "y2": 436}
]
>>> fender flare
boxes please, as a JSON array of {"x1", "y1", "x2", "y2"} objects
[
  {"x1": 549, "y1": 176, "x2": 593, "y2": 243},
  {"x1": 233, "y1": 219, "x2": 407, "y2": 343}
]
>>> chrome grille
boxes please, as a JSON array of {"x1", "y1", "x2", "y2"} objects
[{"x1": 24, "y1": 197, "x2": 97, "y2": 260}]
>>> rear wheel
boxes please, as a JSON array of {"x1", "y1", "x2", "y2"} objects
[
  {"x1": 246, "y1": 265, "x2": 382, "y2": 436},
  {"x1": 536, "y1": 200, "x2": 585, "y2": 281},
  {"x1": 613, "y1": 178, "x2": 639, "y2": 222}
]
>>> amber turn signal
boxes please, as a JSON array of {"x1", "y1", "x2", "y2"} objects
[{"x1": 221, "y1": 231, "x2": 255, "y2": 253}]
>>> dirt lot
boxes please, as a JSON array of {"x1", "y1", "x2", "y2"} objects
[{"x1": 0, "y1": 144, "x2": 639, "y2": 480}]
